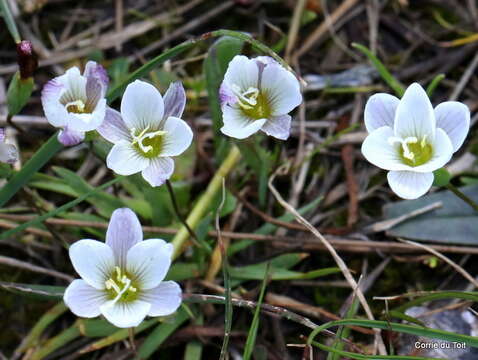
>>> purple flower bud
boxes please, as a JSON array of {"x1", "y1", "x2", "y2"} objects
[{"x1": 16, "y1": 40, "x2": 38, "y2": 79}]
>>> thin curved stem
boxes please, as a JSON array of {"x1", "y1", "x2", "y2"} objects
[
  {"x1": 446, "y1": 183, "x2": 478, "y2": 212},
  {"x1": 165, "y1": 180, "x2": 200, "y2": 247}
]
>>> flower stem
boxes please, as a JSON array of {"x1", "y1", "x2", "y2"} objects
[
  {"x1": 446, "y1": 183, "x2": 478, "y2": 212},
  {"x1": 165, "y1": 179, "x2": 200, "y2": 246},
  {"x1": 171, "y1": 145, "x2": 241, "y2": 259}
]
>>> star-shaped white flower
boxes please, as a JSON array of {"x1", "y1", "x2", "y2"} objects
[
  {"x1": 41, "y1": 61, "x2": 108, "y2": 146},
  {"x1": 361, "y1": 83, "x2": 470, "y2": 199},
  {"x1": 63, "y1": 208, "x2": 182, "y2": 328},
  {"x1": 0, "y1": 128, "x2": 18, "y2": 164},
  {"x1": 97, "y1": 80, "x2": 192, "y2": 187},
  {"x1": 219, "y1": 55, "x2": 302, "y2": 140}
]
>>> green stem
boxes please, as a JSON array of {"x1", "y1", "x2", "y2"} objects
[
  {"x1": 446, "y1": 183, "x2": 478, "y2": 212},
  {"x1": 0, "y1": 176, "x2": 124, "y2": 241},
  {"x1": 0, "y1": 0, "x2": 21, "y2": 43},
  {"x1": 0, "y1": 134, "x2": 63, "y2": 208},
  {"x1": 15, "y1": 302, "x2": 67, "y2": 355},
  {"x1": 171, "y1": 145, "x2": 241, "y2": 258}
]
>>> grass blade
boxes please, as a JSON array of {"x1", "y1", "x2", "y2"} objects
[
  {"x1": 0, "y1": 176, "x2": 123, "y2": 240},
  {"x1": 0, "y1": 134, "x2": 62, "y2": 208},
  {"x1": 243, "y1": 263, "x2": 270, "y2": 360},
  {"x1": 0, "y1": 0, "x2": 20, "y2": 43},
  {"x1": 352, "y1": 42, "x2": 404, "y2": 97}
]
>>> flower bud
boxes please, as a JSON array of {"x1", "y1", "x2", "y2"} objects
[{"x1": 16, "y1": 40, "x2": 38, "y2": 79}]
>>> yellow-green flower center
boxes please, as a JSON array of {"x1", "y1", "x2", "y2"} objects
[
  {"x1": 105, "y1": 266, "x2": 139, "y2": 303},
  {"x1": 389, "y1": 135, "x2": 433, "y2": 167},
  {"x1": 65, "y1": 99, "x2": 88, "y2": 114},
  {"x1": 232, "y1": 85, "x2": 271, "y2": 120},
  {"x1": 131, "y1": 127, "x2": 166, "y2": 158}
]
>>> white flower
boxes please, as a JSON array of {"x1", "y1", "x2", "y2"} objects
[
  {"x1": 63, "y1": 208, "x2": 182, "y2": 328},
  {"x1": 0, "y1": 128, "x2": 18, "y2": 164},
  {"x1": 97, "y1": 80, "x2": 192, "y2": 187},
  {"x1": 41, "y1": 61, "x2": 108, "y2": 146},
  {"x1": 361, "y1": 83, "x2": 470, "y2": 199},
  {"x1": 219, "y1": 55, "x2": 302, "y2": 140}
]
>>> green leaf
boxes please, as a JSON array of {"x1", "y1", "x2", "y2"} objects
[
  {"x1": 135, "y1": 308, "x2": 189, "y2": 359},
  {"x1": 383, "y1": 185, "x2": 478, "y2": 244},
  {"x1": 308, "y1": 318, "x2": 478, "y2": 349},
  {"x1": 243, "y1": 263, "x2": 269, "y2": 360},
  {"x1": 0, "y1": 134, "x2": 63, "y2": 208},
  {"x1": 426, "y1": 74, "x2": 445, "y2": 97},
  {"x1": 432, "y1": 168, "x2": 451, "y2": 187},
  {"x1": 0, "y1": 0, "x2": 20, "y2": 43},
  {"x1": 352, "y1": 43, "x2": 404, "y2": 97},
  {"x1": 7, "y1": 72, "x2": 34, "y2": 115}
]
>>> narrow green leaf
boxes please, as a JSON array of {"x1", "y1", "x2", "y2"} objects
[
  {"x1": 0, "y1": 176, "x2": 123, "y2": 240},
  {"x1": 7, "y1": 72, "x2": 34, "y2": 115},
  {"x1": 352, "y1": 43, "x2": 404, "y2": 97},
  {"x1": 308, "y1": 318, "x2": 478, "y2": 348},
  {"x1": 243, "y1": 263, "x2": 270, "y2": 360},
  {"x1": 426, "y1": 74, "x2": 445, "y2": 97},
  {"x1": 135, "y1": 308, "x2": 189, "y2": 359},
  {"x1": 313, "y1": 340, "x2": 443, "y2": 360},
  {"x1": 0, "y1": 134, "x2": 63, "y2": 208},
  {"x1": 0, "y1": 0, "x2": 21, "y2": 43}
]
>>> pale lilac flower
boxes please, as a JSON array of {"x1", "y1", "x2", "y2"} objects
[
  {"x1": 97, "y1": 80, "x2": 192, "y2": 187},
  {"x1": 64, "y1": 208, "x2": 182, "y2": 328},
  {"x1": 219, "y1": 55, "x2": 302, "y2": 140},
  {"x1": 361, "y1": 83, "x2": 470, "y2": 199},
  {"x1": 41, "y1": 61, "x2": 108, "y2": 146},
  {"x1": 0, "y1": 128, "x2": 18, "y2": 164}
]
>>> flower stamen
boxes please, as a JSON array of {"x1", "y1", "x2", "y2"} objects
[
  {"x1": 231, "y1": 84, "x2": 259, "y2": 110},
  {"x1": 389, "y1": 135, "x2": 432, "y2": 167},
  {"x1": 105, "y1": 266, "x2": 137, "y2": 303},
  {"x1": 65, "y1": 100, "x2": 86, "y2": 114},
  {"x1": 131, "y1": 127, "x2": 166, "y2": 156}
]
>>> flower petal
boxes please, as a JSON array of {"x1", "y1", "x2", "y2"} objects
[
  {"x1": 361, "y1": 126, "x2": 412, "y2": 171},
  {"x1": 97, "y1": 107, "x2": 131, "y2": 143},
  {"x1": 126, "y1": 239, "x2": 173, "y2": 290},
  {"x1": 121, "y1": 80, "x2": 164, "y2": 130},
  {"x1": 58, "y1": 126, "x2": 85, "y2": 146},
  {"x1": 219, "y1": 83, "x2": 237, "y2": 107},
  {"x1": 163, "y1": 82, "x2": 186, "y2": 121},
  {"x1": 221, "y1": 105, "x2": 267, "y2": 139},
  {"x1": 0, "y1": 142, "x2": 18, "y2": 164},
  {"x1": 64, "y1": 279, "x2": 107, "y2": 318},
  {"x1": 364, "y1": 93, "x2": 400, "y2": 132},
  {"x1": 141, "y1": 157, "x2": 174, "y2": 187},
  {"x1": 84, "y1": 61, "x2": 109, "y2": 92},
  {"x1": 69, "y1": 239, "x2": 115, "y2": 289},
  {"x1": 394, "y1": 83, "x2": 435, "y2": 139},
  {"x1": 106, "y1": 208, "x2": 143, "y2": 269},
  {"x1": 100, "y1": 299, "x2": 151, "y2": 328},
  {"x1": 261, "y1": 63, "x2": 302, "y2": 116},
  {"x1": 66, "y1": 98, "x2": 106, "y2": 132},
  {"x1": 41, "y1": 79, "x2": 68, "y2": 128},
  {"x1": 412, "y1": 128, "x2": 453, "y2": 173},
  {"x1": 142, "y1": 281, "x2": 182, "y2": 317},
  {"x1": 434, "y1": 101, "x2": 470, "y2": 152},
  {"x1": 106, "y1": 140, "x2": 150, "y2": 176},
  {"x1": 223, "y1": 55, "x2": 259, "y2": 91},
  {"x1": 161, "y1": 117, "x2": 193, "y2": 157},
  {"x1": 0, "y1": 128, "x2": 5, "y2": 142},
  {"x1": 387, "y1": 170, "x2": 434, "y2": 199},
  {"x1": 261, "y1": 114, "x2": 291, "y2": 140}
]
